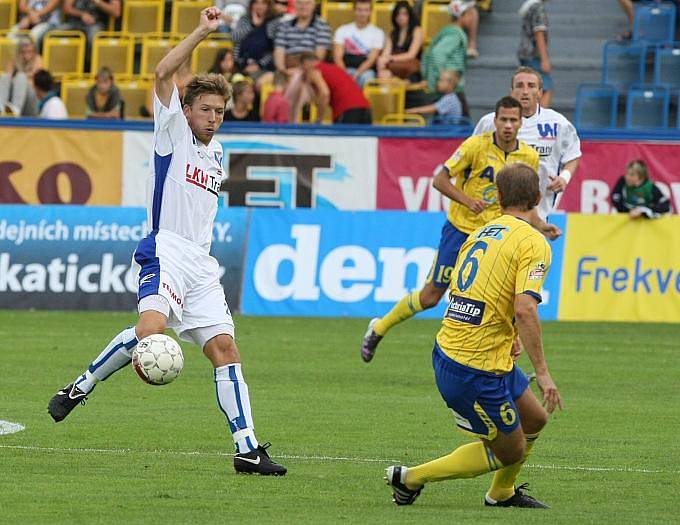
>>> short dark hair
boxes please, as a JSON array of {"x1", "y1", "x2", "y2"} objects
[
  {"x1": 33, "y1": 69, "x2": 53, "y2": 92},
  {"x1": 497, "y1": 163, "x2": 540, "y2": 211},
  {"x1": 511, "y1": 66, "x2": 543, "y2": 90},
  {"x1": 183, "y1": 73, "x2": 231, "y2": 107},
  {"x1": 494, "y1": 96, "x2": 522, "y2": 117}
]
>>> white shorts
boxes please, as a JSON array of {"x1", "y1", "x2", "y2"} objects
[{"x1": 131, "y1": 229, "x2": 234, "y2": 343}]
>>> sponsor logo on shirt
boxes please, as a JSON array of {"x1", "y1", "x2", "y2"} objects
[
  {"x1": 528, "y1": 262, "x2": 546, "y2": 280},
  {"x1": 185, "y1": 163, "x2": 221, "y2": 196},
  {"x1": 162, "y1": 281, "x2": 184, "y2": 307},
  {"x1": 537, "y1": 122, "x2": 558, "y2": 139},
  {"x1": 446, "y1": 295, "x2": 486, "y2": 325}
]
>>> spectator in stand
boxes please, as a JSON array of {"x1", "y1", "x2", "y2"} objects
[
  {"x1": 405, "y1": 69, "x2": 463, "y2": 122},
  {"x1": 59, "y1": 0, "x2": 121, "y2": 47},
  {"x1": 225, "y1": 78, "x2": 260, "y2": 121},
  {"x1": 11, "y1": 0, "x2": 61, "y2": 50},
  {"x1": 332, "y1": 0, "x2": 385, "y2": 88},
  {"x1": 611, "y1": 160, "x2": 671, "y2": 219},
  {"x1": 0, "y1": 38, "x2": 42, "y2": 117},
  {"x1": 262, "y1": 71, "x2": 290, "y2": 123},
  {"x1": 208, "y1": 48, "x2": 237, "y2": 83},
  {"x1": 421, "y1": 0, "x2": 470, "y2": 104},
  {"x1": 85, "y1": 66, "x2": 122, "y2": 119},
  {"x1": 33, "y1": 69, "x2": 68, "y2": 119},
  {"x1": 377, "y1": 1, "x2": 422, "y2": 81},
  {"x1": 214, "y1": 0, "x2": 248, "y2": 33},
  {"x1": 273, "y1": 0, "x2": 331, "y2": 122},
  {"x1": 300, "y1": 51, "x2": 372, "y2": 124},
  {"x1": 233, "y1": 0, "x2": 281, "y2": 89},
  {"x1": 462, "y1": 1, "x2": 480, "y2": 58},
  {"x1": 518, "y1": 0, "x2": 552, "y2": 107}
]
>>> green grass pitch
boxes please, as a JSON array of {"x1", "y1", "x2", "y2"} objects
[{"x1": 1, "y1": 311, "x2": 679, "y2": 524}]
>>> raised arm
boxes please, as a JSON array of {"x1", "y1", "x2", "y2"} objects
[{"x1": 155, "y1": 7, "x2": 221, "y2": 106}]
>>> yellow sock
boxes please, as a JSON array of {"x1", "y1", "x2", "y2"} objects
[
  {"x1": 405, "y1": 442, "x2": 503, "y2": 488},
  {"x1": 487, "y1": 432, "x2": 540, "y2": 502},
  {"x1": 374, "y1": 290, "x2": 423, "y2": 336}
]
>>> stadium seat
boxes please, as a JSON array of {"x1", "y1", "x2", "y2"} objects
[
  {"x1": 0, "y1": 36, "x2": 17, "y2": 71},
  {"x1": 91, "y1": 32, "x2": 135, "y2": 76},
  {"x1": 574, "y1": 83, "x2": 619, "y2": 129},
  {"x1": 653, "y1": 43, "x2": 680, "y2": 89},
  {"x1": 140, "y1": 34, "x2": 180, "y2": 79},
  {"x1": 0, "y1": 0, "x2": 16, "y2": 32},
  {"x1": 171, "y1": 1, "x2": 213, "y2": 36},
  {"x1": 115, "y1": 76, "x2": 153, "y2": 119},
  {"x1": 380, "y1": 113, "x2": 425, "y2": 126},
  {"x1": 602, "y1": 40, "x2": 646, "y2": 91},
  {"x1": 421, "y1": 1, "x2": 450, "y2": 44},
  {"x1": 61, "y1": 76, "x2": 92, "y2": 118},
  {"x1": 191, "y1": 34, "x2": 232, "y2": 74},
  {"x1": 121, "y1": 0, "x2": 165, "y2": 39},
  {"x1": 363, "y1": 79, "x2": 406, "y2": 123},
  {"x1": 372, "y1": 3, "x2": 395, "y2": 35},
  {"x1": 321, "y1": 2, "x2": 355, "y2": 33},
  {"x1": 43, "y1": 31, "x2": 86, "y2": 78},
  {"x1": 625, "y1": 84, "x2": 670, "y2": 128},
  {"x1": 633, "y1": 1, "x2": 676, "y2": 44}
]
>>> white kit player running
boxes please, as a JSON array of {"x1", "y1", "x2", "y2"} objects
[
  {"x1": 48, "y1": 7, "x2": 287, "y2": 476},
  {"x1": 473, "y1": 66, "x2": 581, "y2": 238}
]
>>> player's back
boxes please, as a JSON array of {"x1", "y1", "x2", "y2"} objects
[{"x1": 437, "y1": 214, "x2": 551, "y2": 374}]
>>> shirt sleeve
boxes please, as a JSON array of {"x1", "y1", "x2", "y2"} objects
[
  {"x1": 515, "y1": 234, "x2": 551, "y2": 303},
  {"x1": 444, "y1": 136, "x2": 476, "y2": 177},
  {"x1": 558, "y1": 118, "x2": 582, "y2": 164},
  {"x1": 434, "y1": 93, "x2": 462, "y2": 117},
  {"x1": 274, "y1": 21, "x2": 289, "y2": 48},
  {"x1": 315, "y1": 19, "x2": 332, "y2": 49},
  {"x1": 472, "y1": 113, "x2": 494, "y2": 135},
  {"x1": 153, "y1": 85, "x2": 187, "y2": 155},
  {"x1": 333, "y1": 25, "x2": 347, "y2": 45}
]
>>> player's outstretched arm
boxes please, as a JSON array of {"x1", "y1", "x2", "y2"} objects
[
  {"x1": 514, "y1": 293, "x2": 563, "y2": 413},
  {"x1": 155, "y1": 7, "x2": 221, "y2": 106}
]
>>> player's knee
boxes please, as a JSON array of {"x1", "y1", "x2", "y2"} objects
[
  {"x1": 522, "y1": 406, "x2": 549, "y2": 434},
  {"x1": 135, "y1": 317, "x2": 166, "y2": 340},
  {"x1": 203, "y1": 334, "x2": 240, "y2": 367},
  {"x1": 495, "y1": 442, "x2": 525, "y2": 466}
]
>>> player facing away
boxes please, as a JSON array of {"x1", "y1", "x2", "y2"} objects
[
  {"x1": 47, "y1": 7, "x2": 287, "y2": 476},
  {"x1": 385, "y1": 162, "x2": 563, "y2": 508},
  {"x1": 361, "y1": 96, "x2": 540, "y2": 362},
  {"x1": 473, "y1": 66, "x2": 582, "y2": 233}
]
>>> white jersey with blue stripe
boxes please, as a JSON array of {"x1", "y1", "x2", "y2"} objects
[
  {"x1": 148, "y1": 85, "x2": 225, "y2": 252},
  {"x1": 473, "y1": 105, "x2": 581, "y2": 220}
]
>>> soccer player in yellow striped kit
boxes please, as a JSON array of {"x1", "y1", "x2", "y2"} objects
[{"x1": 384, "y1": 162, "x2": 563, "y2": 509}]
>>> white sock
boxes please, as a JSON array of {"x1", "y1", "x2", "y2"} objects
[
  {"x1": 214, "y1": 364, "x2": 258, "y2": 453},
  {"x1": 75, "y1": 327, "x2": 138, "y2": 393}
]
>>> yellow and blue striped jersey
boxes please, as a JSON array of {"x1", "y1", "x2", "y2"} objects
[
  {"x1": 436, "y1": 214, "x2": 552, "y2": 374},
  {"x1": 444, "y1": 131, "x2": 539, "y2": 234}
]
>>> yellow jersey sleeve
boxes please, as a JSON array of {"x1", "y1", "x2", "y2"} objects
[
  {"x1": 514, "y1": 233, "x2": 552, "y2": 302},
  {"x1": 444, "y1": 136, "x2": 478, "y2": 177}
]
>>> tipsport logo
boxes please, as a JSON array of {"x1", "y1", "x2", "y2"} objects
[{"x1": 219, "y1": 141, "x2": 350, "y2": 209}]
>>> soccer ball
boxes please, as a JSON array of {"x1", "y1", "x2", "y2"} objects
[{"x1": 132, "y1": 334, "x2": 184, "y2": 386}]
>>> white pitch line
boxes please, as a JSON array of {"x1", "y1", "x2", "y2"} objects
[{"x1": 0, "y1": 445, "x2": 674, "y2": 474}]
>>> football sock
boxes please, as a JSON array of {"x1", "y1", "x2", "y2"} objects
[
  {"x1": 405, "y1": 442, "x2": 503, "y2": 488},
  {"x1": 214, "y1": 364, "x2": 259, "y2": 453},
  {"x1": 374, "y1": 290, "x2": 423, "y2": 336},
  {"x1": 75, "y1": 326, "x2": 138, "y2": 394},
  {"x1": 487, "y1": 432, "x2": 540, "y2": 502}
]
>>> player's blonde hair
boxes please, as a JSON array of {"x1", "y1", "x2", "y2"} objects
[
  {"x1": 183, "y1": 73, "x2": 231, "y2": 108},
  {"x1": 497, "y1": 163, "x2": 540, "y2": 211},
  {"x1": 511, "y1": 66, "x2": 543, "y2": 90}
]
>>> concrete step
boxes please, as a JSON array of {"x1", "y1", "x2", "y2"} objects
[
  {"x1": 490, "y1": 0, "x2": 625, "y2": 17},
  {"x1": 476, "y1": 35, "x2": 609, "y2": 59}
]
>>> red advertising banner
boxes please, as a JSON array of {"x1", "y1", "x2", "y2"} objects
[{"x1": 377, "y1": 138, "x2": 680, "y2": 214}]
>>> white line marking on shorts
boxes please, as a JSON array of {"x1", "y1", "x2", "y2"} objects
[{"x1": 0, "y1": 445, "x2": 673, "y2": 474}]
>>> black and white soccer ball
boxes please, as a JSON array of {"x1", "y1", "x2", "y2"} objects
[{"x1": 132, "y1": 334, "x2": 184, "y2": 386}]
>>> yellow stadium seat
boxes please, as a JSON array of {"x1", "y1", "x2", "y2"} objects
[
  {"x1": 0, "y1": 36, "x2": 18, "y2": 70},
  {"x1": 43, "y1": 31, "x2": 86, "y2": 78},
  {"x1": 421, "y1": 1, "x2": 451, "y2": 43},
  {"x1": 372, "y1": 3, "x2": 396, "y2": 36},
  {"x1": 321, "y1": 2, "x2": 354, "y2": 33},
  {"x1": 92, "y1": 32, "x2": 135, "y2": 76},
  {"x1": 140, "y1": 33, "x2": 180, "y2": 79},
  {"x1": 122, "y1": 0, "x2": 164, "y2": 38},
  {"x1": 0, "y1": 0, "x2": 16, "y2": 32},
  {"x1": 61, "y1": 75, "x2": 92, "y2": 118},
  {"x1": 380, "y1": 113, "x2": 426, "y2": 126},
  {"x1": 259, "y1": 81, "x2": 274, "y2": 118},
  {"x1": 116, "y1": 76, "x2": 153, "y2": 119},
  {"x1": 171, "y1": 1, "x2": 212, "y2": 36},
  {"x1": 363, "y1": 79, "x2": 405, "y2": 123},
  {"x1": 191, "y1": 34, "x2": 232, "y2": 74}
]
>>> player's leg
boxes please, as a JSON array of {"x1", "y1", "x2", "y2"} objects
[{"x1": 361, "y1": 221, "x2": 466, "y2": 362}]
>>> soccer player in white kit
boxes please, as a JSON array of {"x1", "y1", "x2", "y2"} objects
[
  {"x1": 47, "y1": 7, "x2": 287, "y2": 476},
  {"x1": 473, "y1": 67, "x2": 581, "y2": 239}
]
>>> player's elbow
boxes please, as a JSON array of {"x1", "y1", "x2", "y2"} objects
[
  {"x1": 514, "y1": 296, "x2": 538, "y2": 321},
  {"x1": 155, "y1": 64, "x2": 172, "y2": 81}
]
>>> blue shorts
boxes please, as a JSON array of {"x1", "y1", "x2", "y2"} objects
[
  {"x1": 432, "y1": 342, "x2": 530, "y2": 440},
  {"x1": 426, "y1": 221, "x2": 468, "y2": 289},
  {"x1": 520, "y1": 58, "x2": 553, "y2": 92}
]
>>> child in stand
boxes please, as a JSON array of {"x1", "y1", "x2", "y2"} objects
[
  {"x1": 406, "y1": 70, "x2": 463, "y2": 122},
  {"x1": 262, "y1": 71, "x2": 289, "y2": 123},
  {"x1": 611, "y1": 159, "x2": 670, "y2": 219}
]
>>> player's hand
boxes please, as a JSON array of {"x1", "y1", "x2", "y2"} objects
[
  {"x1": 467, "y1": 198, "x2": 486, "y2": 214},
  {"x1": 541, "y1": 222, "x2": 562, "y2": 241},
  {"x1": 199, "y1": 7, "x2": 222, "y2": 33},
  {"x1": 547, "y1": 175, "x2": 567, "y2": 193},
  {"x1": 511, "y1": 338, "x2": 523, "y2": 361},
  {"x1": 536, "y1": 371, "x2": 562, "y2": 413},
  {"x1": 629, "y1": 207, "x2": 643, "y2": 219},
  {"x1": 81, "y1": 12, "x2": 96, "y2": 25}
]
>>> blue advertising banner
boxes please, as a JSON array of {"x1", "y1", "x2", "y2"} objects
[{"x1": 0, "y1": 206, "x2": 248, "y2": 311}]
